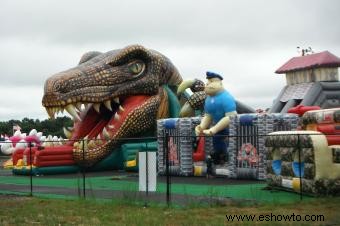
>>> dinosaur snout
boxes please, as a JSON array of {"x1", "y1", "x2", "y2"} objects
[{"x1": 42, "y1": 75, "x2": 67, "y2": 107}]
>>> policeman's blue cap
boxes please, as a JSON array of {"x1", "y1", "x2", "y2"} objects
[{"x1": 206, "y1": 71, "x2": 223, "y2": 80}]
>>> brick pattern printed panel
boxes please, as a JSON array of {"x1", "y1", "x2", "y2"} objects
[
  {"x1": 157, "y1": 117, "x2": 213, "y2": 176},
  {"x1": 229, "y1": 113, "x2": 299, "y2": 180}
]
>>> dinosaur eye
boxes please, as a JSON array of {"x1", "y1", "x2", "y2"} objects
[{"x1": 128, "y1": 61, "x2": 145, "y2": 76}]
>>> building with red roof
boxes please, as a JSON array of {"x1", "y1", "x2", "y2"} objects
[
  {"x1": 269, "y1": 51, "x2": 340, "y2": 113},
  {"x1": 275, "y1": 51, "x2": 340, "y2": 85}
]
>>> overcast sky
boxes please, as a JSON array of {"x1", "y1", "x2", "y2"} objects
[{"x1": 1, "y1": 0, "x2": 339, "y2": 120}]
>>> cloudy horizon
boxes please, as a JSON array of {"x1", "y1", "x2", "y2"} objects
[{"x1": 1, "y1": 0, "x2": 339, "y2": 120}]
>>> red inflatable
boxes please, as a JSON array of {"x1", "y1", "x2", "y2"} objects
[
  {"x1": 326, "y1": 135, "x2": 340, "y2": 145},
  {"x1": 33, "y1": 146, "x2": 74, "y2": 167},
  {"x1": 23, "y1": 147, "x2": 38, "y2": 165},
  {"x1": 36, "y1": 146, "x2": 73, "y2": 155},
  {"x1": 12, "y1": 148, "x2": 25, "y2": 165},
  {"x1": 193, "y1": 137, "x2": 205, "y2": 162},
  {"x1": 288, "y1": 105, "x2": 321, "y2": 116},
  {"x1": 36, "y1": 154, "x2": 73, "y2": 161},
  {"x1": 317, "y1": 124, "x2": 340, "y2": 135},
  {"x1": 34, "y1": 160, "x2": 75, "y2": 167}
]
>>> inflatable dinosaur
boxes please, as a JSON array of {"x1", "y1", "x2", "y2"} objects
[
  {"x1": 42, "y1": 45, "x2": 184, "y2": 167},
  {"x1": 42, "y1": 44, "x2": 254, "y2": 167}
]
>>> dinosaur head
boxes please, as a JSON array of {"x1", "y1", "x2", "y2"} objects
[{"x1": 42, "y1": 45, "x2": 182, "y2": 166}]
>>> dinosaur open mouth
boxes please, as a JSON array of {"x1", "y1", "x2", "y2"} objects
[{"x1": 44, "y1": 95, "x2": 152, "y2": 150}]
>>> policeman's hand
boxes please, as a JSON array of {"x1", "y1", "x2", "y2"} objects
[
  {"x1": 195, "y1": 125, "x2": 203, "y2": 136},
  {"x1": 203, "y1": 129, "x2": 213, "y2": 136}
]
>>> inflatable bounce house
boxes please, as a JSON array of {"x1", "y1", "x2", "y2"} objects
[
  {"x1": 266, "y1": 129, "x2": 340, "y2": 195},
  {"x1": 157, "y1": 114, "x2": 299, "y2": 179},
  {"x1": 1, "y1": 44, "x2": 339, "y2": 196},
  {"x1": 264, "y1": 51, "x2": 340, "y2": 195},
  {"x1": 157, "y1": 49, "x2": 340, "y2": 190},
  {"x1": 270, "y1": 50, "x2": 340, "y2": 113}
]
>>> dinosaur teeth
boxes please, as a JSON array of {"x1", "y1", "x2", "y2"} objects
[
  {"x1": 104, "y1": 100, "x2": 112, "y2": 111},
  {"x1": 93, "y1": 103, "x2": 101, "y2": 113},
  {"x1": 113, "y1": 97, "x2": 120, "y2": 104},
  {"x1": 46, "y1": 108, "x2": 55, "y2": 119},
  {"x1": 114, "y1": 112, "x2": 120, "y2": 121},
  {"x1": 102, "y1": 127, "x2": 111, "y2": 140},
  {"x1": 63, "y1": 127, "x2": 72, "y2": 139},
  {"x1": 108, "y1": 125, "x2": 115, "y2": 129},
  {"x1": 56, "y1": 107, "x2": 63, "y2": 115},
  {"x1": 68, "y1": 126, "x2": 74, "y2": 131},
  {"x1": 65, "y1": 104, "x2": 81, "y2": 121},
  {"x1": 119, "y1": 105, "x2": 125, "y2": 112},
  {"x1": 53, "y1": 107, "x2": 58, "y2": 116},
  {"x1": 75, "y1": 102, "x2": 82, "y2": 112}
]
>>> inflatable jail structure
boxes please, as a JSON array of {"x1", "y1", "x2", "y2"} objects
[
  {"x1": 157, "y1": 113, "x2": 299, "y2": 179},
  {"x1": 157, "y1": 117, "x2": 213, "y2": 176},
  {"x1": 227, "y1": 113, "x2": 299, "y2": 179}
]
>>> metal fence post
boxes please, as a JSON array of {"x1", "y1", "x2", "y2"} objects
[
  {"x1": 145, "y1": 142, "x2": 149, "y2": 207},
  {"x1": 82, "y1": 139, "x2": 86, "y2": 199},
  {"x1": 297, "y1": 134, "x2": 303, "y2": 200},
  {"x1": 29, "y1": 142, "x2": 33, "y2": 196},
  {"x1": 164, "y1": 131, "x2": 171, "y2": 207}
]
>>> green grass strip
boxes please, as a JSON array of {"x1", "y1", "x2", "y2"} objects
[{"x1": 0, "y1": 175, "x2": 311, "y2": 203}]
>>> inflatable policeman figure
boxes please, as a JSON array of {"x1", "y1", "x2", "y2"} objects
[{"x1": 195, "y1": 71, "x2": 237, "y2": 164}]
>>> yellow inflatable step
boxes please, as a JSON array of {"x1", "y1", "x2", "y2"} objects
[
  {"x1": 3, "y1": 158, "x2": 14, "y2": 169},
  {"x1": 126, "y1": 159, "x2": 137, "y2": 167}
]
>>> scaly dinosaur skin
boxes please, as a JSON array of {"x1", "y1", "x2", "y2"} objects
[{"x1": 42, "y1": 45, "x2": 182, "y2": 166}]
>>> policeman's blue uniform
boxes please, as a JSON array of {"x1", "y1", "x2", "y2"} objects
[{"x1": 204, "y1": 71, "x2": 236, "y2": 162}]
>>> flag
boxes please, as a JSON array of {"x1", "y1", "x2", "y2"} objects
[{"x1": 13, "y1": 124, "x2": 21, "y2": 131}]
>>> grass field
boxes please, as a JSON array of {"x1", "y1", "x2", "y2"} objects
[
  {"x1": 0, "y1": 194, "x2": 339, "y2": 225},
  {"x1": 1, "y1": 167, "x2": 339, "y2": 225},
  {"x1": 0, "y1": 174, "x2": 308, "y2": 204}
]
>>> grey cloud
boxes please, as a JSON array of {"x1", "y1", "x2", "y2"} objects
[
  {"x1": 0, "y1": 0, "x2": 340, "y2": 120},
  {"x1": 1, "y1": 0, "x2": 339, "y2": 48}
]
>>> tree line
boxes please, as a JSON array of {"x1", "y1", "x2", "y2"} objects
[{"x1": 0, "y1": 117, "x2": 73, "y2": 138}]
